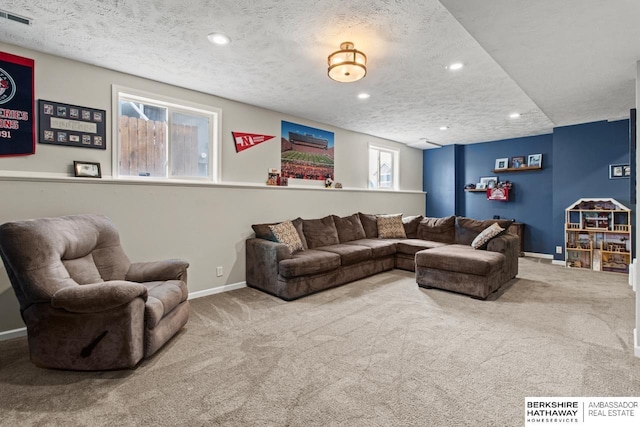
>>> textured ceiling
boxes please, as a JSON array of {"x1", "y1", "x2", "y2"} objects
[{"x1": 0, "y1": 1, "x2": 636, "y2": 149}]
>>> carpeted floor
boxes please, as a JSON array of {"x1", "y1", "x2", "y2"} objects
[{"x1": 0, "y1": 257, "x2": 639, "y2": 426}]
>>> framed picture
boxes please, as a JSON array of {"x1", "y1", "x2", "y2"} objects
[
  {"x1": 476, "y1": 183, "x2": 487, "y2": 190},
  {"x1": 73, "y1": 161, "x2": 101, "y2": 178},
  {"x1": 479, "y1": 176, "x2": 498, "y2": 188},
  {"x1": 527, "y1": 153, "x2": 542, "y2": 168},
  {"x1": 494, "y1": 158, "x2": 509, "y2": 170},
  {"x1": 39, "y1": 100, "x2": 107, "y2": 150},
  {"x1": 609, "y1": 163, "x2": 628, "y2": 179},
  {"x1": 510, "y1": 156, "x2": 526, "y2": 169}
]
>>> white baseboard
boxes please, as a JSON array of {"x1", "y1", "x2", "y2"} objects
[
  {"x1": 524, "y1": 252, "x2": 553, "y2": 259},
  {"x1": 0, "y1": 282, "x2": 247, "y2": 341},
  {"x1": 0, "y1": 327, "x2": 26, "y2": 342},
  {"x1": 635, "y1": 329, "x2": 640, "y2": 358},
  {"x1": 188, "y1": 281, "x2": 246, "y2": 300},
  {"x1": 551, "y1": 260, "x2": 565, "y2": 266}
]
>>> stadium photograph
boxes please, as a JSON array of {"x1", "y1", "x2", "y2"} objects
[{"x1": 281, "y1": 120, "x2": 334, "y2": 181}]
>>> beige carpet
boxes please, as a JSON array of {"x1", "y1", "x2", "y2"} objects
[{"x1": 1, "y1": 258, "x2": 639, "y2": 426}]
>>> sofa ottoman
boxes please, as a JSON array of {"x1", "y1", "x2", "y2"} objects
[{"x1": 415, "y1": 244, "x2": 511, "y2": 299}]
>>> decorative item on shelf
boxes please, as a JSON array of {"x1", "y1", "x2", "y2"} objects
[
  {"x1": 73, "y1": 161, "x2": 101, "y2": 178},
  {"x1": 325, "y1": 177, "x2": 334, "y2": 188},
  {"x1": 510, "y1": 156, "x2": 526, "y2": 169},
  {"x1": 527, "y1": 153, "x2": 542, "y2": 168},
  {"x1": 327, "y1": 42, "x2": 367, "y2": 83},
  {"x1": 267, "y1": 168, "x2": 280, "y2": 186},
  {"x1": 335, "y1": 182, "x2": 343, "y2": 189},
  {"x1": 464, "y1": 183, "x2": 476, "y2": 190},
  {"x1": 479, "y1": 176, "x2": 498, "y2": 188},
  {"x1": 486, "y1": 181, "x2": 512, "y2": 201},
  {"x1": 494, "y1": 158, "x2": 509, "y2": 170},
  {"x1": 279, "y1": 176, "x2": 288, "y2": 186}
]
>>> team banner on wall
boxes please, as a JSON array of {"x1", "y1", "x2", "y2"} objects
[
  {"x1": 232, "y1": 131, "x2": 275, "y2": 152},
  {"x1": 0, "y1": 52, "x2": 35, "y2": 157}
]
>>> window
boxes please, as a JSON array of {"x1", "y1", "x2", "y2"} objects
[
  {"x1": 369, "y1": 145, "x2": 399, "y2": 190},
  {"x1": 113, "y1": 87, "x2": 220, "y2": 181}
]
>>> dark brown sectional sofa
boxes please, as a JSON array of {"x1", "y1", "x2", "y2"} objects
[{"x1": 246, "y1": 213, "x2": 519, "y2": 301}]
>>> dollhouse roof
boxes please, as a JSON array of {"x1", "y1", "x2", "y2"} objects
[{"x1": 565, "y1": 198, "x2": 630, "y2": 211}]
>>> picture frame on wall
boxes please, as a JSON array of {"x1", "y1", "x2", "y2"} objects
[
  {"x1": 479, "y1": 176, "x2": 498, "y2": 188},
  {"x1": 527, "y1": 153, "x2": 542, "y2": 168},
  {"x1": 494, "y1": 158, "x2": 509, "y2": 170},
  {"x1": 73, "y1": 161, "x2": 102, "y2": 178},
  {"x1": 510, "y1": 156, "x2": 526, "y2": 169},
  {"x1": 39, "y1": 100, "x2": 107, "y2": 150},
  {"x1": 609, "y1": 163, "x2": 629, "y2": 179}
]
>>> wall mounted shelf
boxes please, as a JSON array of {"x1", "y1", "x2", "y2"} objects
[
  {"x1": 492, "y1": 165, "x2": 542, "y2": 173},
  {"x1": 464, "y1": 188, "x2": 487, "y2": 192}
]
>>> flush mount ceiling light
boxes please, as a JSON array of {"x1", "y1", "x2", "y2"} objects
[
  {"x1": 509, "y1": 112, "x2": 522, "y2": 119},
  {"x1": 439, "y1": 126, "x2": 449, "y2": 130},
  {"x1": 447, "y1": 62, "x2": 463, "y2": 71},
  {"x1": 328, "y1": 42, "x2": 367, "y2": 83},
  {"x1": 207, "y1": 32, "x2": 230, "y2": 45},
  {"x1": 357, "y1": 92, "x2": 370, "y2": 99}
]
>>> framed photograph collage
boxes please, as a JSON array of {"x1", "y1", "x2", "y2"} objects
[{"x1": 38, "y1": 100, "x2": 106, "y2": 150}]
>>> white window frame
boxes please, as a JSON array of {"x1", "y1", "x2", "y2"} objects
[
  {"x1": 111, "y1": 85, "x2": 221, "y2": 182},
  {"x1": 368, "y1": 143, "x2": 400, "y2": 190}
]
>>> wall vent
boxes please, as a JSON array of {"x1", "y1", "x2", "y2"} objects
[{"x1": 0, "y1": 9, "x2": 32, "y2": 26}]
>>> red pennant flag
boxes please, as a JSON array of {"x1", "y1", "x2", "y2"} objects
[{"x1": 232, "y1": 132, "x2": 275, "y2": 152}]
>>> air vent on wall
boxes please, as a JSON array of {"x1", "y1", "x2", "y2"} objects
[{"x1": 0, "y1": 9, "x2": 32, "y2": 26}]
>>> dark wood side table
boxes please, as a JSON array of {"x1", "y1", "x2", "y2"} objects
[{"x1": 508, "y1": 222, "x2": 525, "y2": 256}]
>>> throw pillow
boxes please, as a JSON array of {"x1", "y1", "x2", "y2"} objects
[
  {"x1": 302, "y1": 215, "x2": 340, "y2": 249},
  {"x1": 471, "y1": 223, "x2": 505, "y2": 249},
  {"x1": 332, "y1": 214, "x2": 366, "y2": 243},
  {"x1": 377, "y1": 214, "x2": 407, "y2": 239},
  {"x1": 358, "y1": 212, "x2": 379, "y2": 238},
  {"x1": 402, "y1": 215, "x2": 423, "y2": 239},
  {"x1": 456, "y1": 217, "x2": 513, "y2": 245},
  {"x1": 269, "y1": 221, "x2": 304, "y2": 253},
  {"x1": 417, "y1": 216, "x2": 455, "y2": 243}
]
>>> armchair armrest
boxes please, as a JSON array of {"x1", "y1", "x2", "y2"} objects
[
  {"x1": 51, "y1": 281, "x2": 148, "y2": 313},
  {"x1": 125, "y1": 259, "x2": 189, "y2": 283},
  {"x1": 486, "y1": 233, "x2": 519, "y2": 256},
  {"x1": 246, "y1": 238, "x2": 291, "y2": 293}
]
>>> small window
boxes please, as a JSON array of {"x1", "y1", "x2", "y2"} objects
[
  {"x1": 369, "y1": 145, "x2": 399, "y2": 190},
  {"x1": 114, "y1": 87, "x2": 220, "y2": 181}
]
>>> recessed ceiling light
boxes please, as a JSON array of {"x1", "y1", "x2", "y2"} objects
[
  {"x1": 439, "y1": 126, "x2": 449, "y2": 131},
  {"x1": 509, "y1": 113, "x2": 521, "y2": 119},
  {"x1": 357, "y1": 93, "x2": 370, "y2": 99},
  {"x1": 207, "y1": 32, "x2": 230, "y2": 45},
  {"x1": 447, "y1": 62, "x2": 463, "y2": 71}
]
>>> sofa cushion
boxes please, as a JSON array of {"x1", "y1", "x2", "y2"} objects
[
  {"x1": 415, "y1": 245, "x2": 505, "y2": 276},
  {"x1": 358, "y1": 212, "x2": 379, "y2": 238},
  {"x1": 402, "y1": 215, "x2": 423, "y2": 239},
  {"x1": 332, "y1": 214, "x2": 366, "y2": 243},
  {"x1": 317, "y1": 244, "x2": 372, "y2": 266},
  {"x1": 346, "y1": 239, "x2": 398, "y2": 258},
  {"x1": 252, "y1": 217, "x2": 307, "y2": 249},
  {"x1": 377, "y1": 214, "x2": 407, "y2": 238},
  {"x1": 279, "y1": 250, "x2": 341, "y2": 278},
  {"x1": 417, "y1": 216, "x2": 455, "y2": 243},
  {"x1": 269, "y1": 221, "x2": 304, "y2": 253},
  {"x1": 455, "y1": 217, "x2": 513, "y2": 245},
  {"x1": 302, "y1": 216, "x2": 340, "y2": 249},
  {"x1": 471, "y1": 223, "x2": 505, "y2": 250},
  {"x1": 396, "y1": 239, "x2": 450, "y2": 256}
]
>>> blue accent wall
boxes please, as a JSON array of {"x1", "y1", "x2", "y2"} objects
[
  {"x1": 423, "y1": 119, "x2": 632, "y2": 257},
  {"x1": 423, "y1": 144, "x2": 457, "y2": 217},
  {"x1": 463, "y1": 134, "x2": 553, "y2": 254},
  {"x1": 551, "y1": 120, "x2": 631, "y2": 260}
]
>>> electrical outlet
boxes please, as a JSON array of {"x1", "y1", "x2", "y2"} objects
[
  {"x1": 216, "y1": 266, "x2": 223, "y2": 277},
  {"x1": 556, "y1": 246, "x2": 563, "y2": 254}
]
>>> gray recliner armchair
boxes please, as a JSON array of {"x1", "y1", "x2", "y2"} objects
[{"x1": 0, "y1": 214, "x2": 190, "y2": 370}]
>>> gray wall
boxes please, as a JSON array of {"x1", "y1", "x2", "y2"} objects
[{"x1": 0, "y1": 43, "x2": 425, "y2": 333}]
